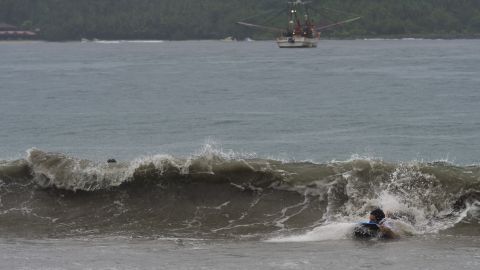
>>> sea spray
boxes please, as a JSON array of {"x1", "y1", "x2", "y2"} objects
[{"x1": 266, "y1": 223, "x2": 356, "y2": 242}]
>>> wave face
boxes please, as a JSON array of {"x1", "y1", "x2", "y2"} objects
[{"x1": 0, "y1": 149, "x2": 478, "y2": 239}]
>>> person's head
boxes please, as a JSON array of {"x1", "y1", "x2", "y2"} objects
[{"x1": 369, "y1": 208, "x2": 385, "y2": 223}]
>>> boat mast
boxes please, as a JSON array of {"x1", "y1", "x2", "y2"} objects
[
  {"x1": 287, "y1": 2, "x2": 296, "y2": 35},
  {"x1": 287, "y1": 1, "x2": 315, "y2": 37}
]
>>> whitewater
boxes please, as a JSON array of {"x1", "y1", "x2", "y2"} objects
[{"x1": 0, "y1": 40, "x2": 479, "y2": 269}]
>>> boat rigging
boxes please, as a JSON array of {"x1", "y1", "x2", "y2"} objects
[{"x1": 237, "y1": 1, "x2": 361, "y2": 48}]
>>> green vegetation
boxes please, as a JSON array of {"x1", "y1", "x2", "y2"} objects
[{"x1": 1, "y1": 0, "x2": 479, "y2": 40}]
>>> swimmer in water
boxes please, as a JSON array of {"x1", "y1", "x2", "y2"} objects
[{"x1": 369, "y1": 208, "x2": 400, "y2": 239}]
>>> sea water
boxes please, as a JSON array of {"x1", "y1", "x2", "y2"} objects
[{"x1": 0, "y1": 40, "x2": 479, "y2": 269}]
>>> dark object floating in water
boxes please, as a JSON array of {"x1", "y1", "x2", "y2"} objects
[
  {"x1": 107, "y1": 159, "x2": 117, "y2": 163},
  {"x1": 353, "y1": 222, "x2": 379, "y2": 239}
]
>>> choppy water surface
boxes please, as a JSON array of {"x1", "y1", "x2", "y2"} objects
[{"x1": 0, "y1": 40, "x2": 479, "y2": 269}]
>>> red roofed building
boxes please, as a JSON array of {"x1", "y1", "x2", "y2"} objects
[{"x1": 0, "y1": 23, "x2": 38, "y2": 40}]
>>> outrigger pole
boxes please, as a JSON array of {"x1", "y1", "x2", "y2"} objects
[
  {"x1": 237, "y1": 6, "x2": 287, "y2": 33},
  {"x1": 237, "y1": 1, "x2": 361, "y2": 48},
  {"x1": 316, "y1": 17, "x2": 362, "y2": 31},
  {"x1": 237, "y1": 2, "x2": 361, "y2": 33},
  {"x1": 236, "y1": 22, "x2": 283, "y2": 33}
]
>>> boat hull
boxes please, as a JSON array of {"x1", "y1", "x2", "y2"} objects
[{"x1": 276, "y1": 36, "x2": 318, "y2": 48}]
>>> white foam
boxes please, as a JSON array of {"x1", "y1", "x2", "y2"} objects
[
  {"x1": 92, "y1": 40, "x2": 121, "y2": 44},
  {"x1": 125, "y1": 40, "x2": 164, "y2": 43},
  {"x1": 91, "y1": 40, "x2": 164, "y2": 44},
  {"x1": 456, "y1": 200, "x2": 480, "y2": 223},
  {"x1": 193, "y1": 139, "x2": 257, "y2": 160},
  {"x1": 266, "y1": 223, "x2": 355, "y2": 242},
  {"x1": 26, "y1": 148, "x2": 134, "y2": 191}
]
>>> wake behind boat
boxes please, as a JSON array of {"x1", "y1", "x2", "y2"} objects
[{"x1": 237, "y1": 0, "x2": 361, "y2": 48}]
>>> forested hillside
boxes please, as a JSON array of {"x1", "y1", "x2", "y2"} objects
[{"x1": 1, "y1": 0, "x2": 479, "y2": 40}]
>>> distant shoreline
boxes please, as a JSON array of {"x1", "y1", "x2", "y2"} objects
[{"x1": 2, "y1": 34, "x2": 480, "y2": 43}]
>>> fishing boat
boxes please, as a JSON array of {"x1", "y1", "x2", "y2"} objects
[{"x1": 237, "y1": 0, "x2": 361, "y2": 48}]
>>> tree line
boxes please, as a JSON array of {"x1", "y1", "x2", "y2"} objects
[{"x1": 1, "y1": 0, "x2": 479, "y2": 40}]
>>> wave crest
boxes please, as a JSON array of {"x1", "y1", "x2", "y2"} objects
[{"x1": 0, "y1": 149, "x2": 478, "y2": 238}]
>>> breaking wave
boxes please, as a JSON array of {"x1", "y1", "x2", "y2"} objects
[{"x1": 0, "y1": 148, "x2": 478, "y2": 240}]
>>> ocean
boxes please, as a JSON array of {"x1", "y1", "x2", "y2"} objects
[{"x1": 0, "y1": 39, "x2": 479, "y2": 269}]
